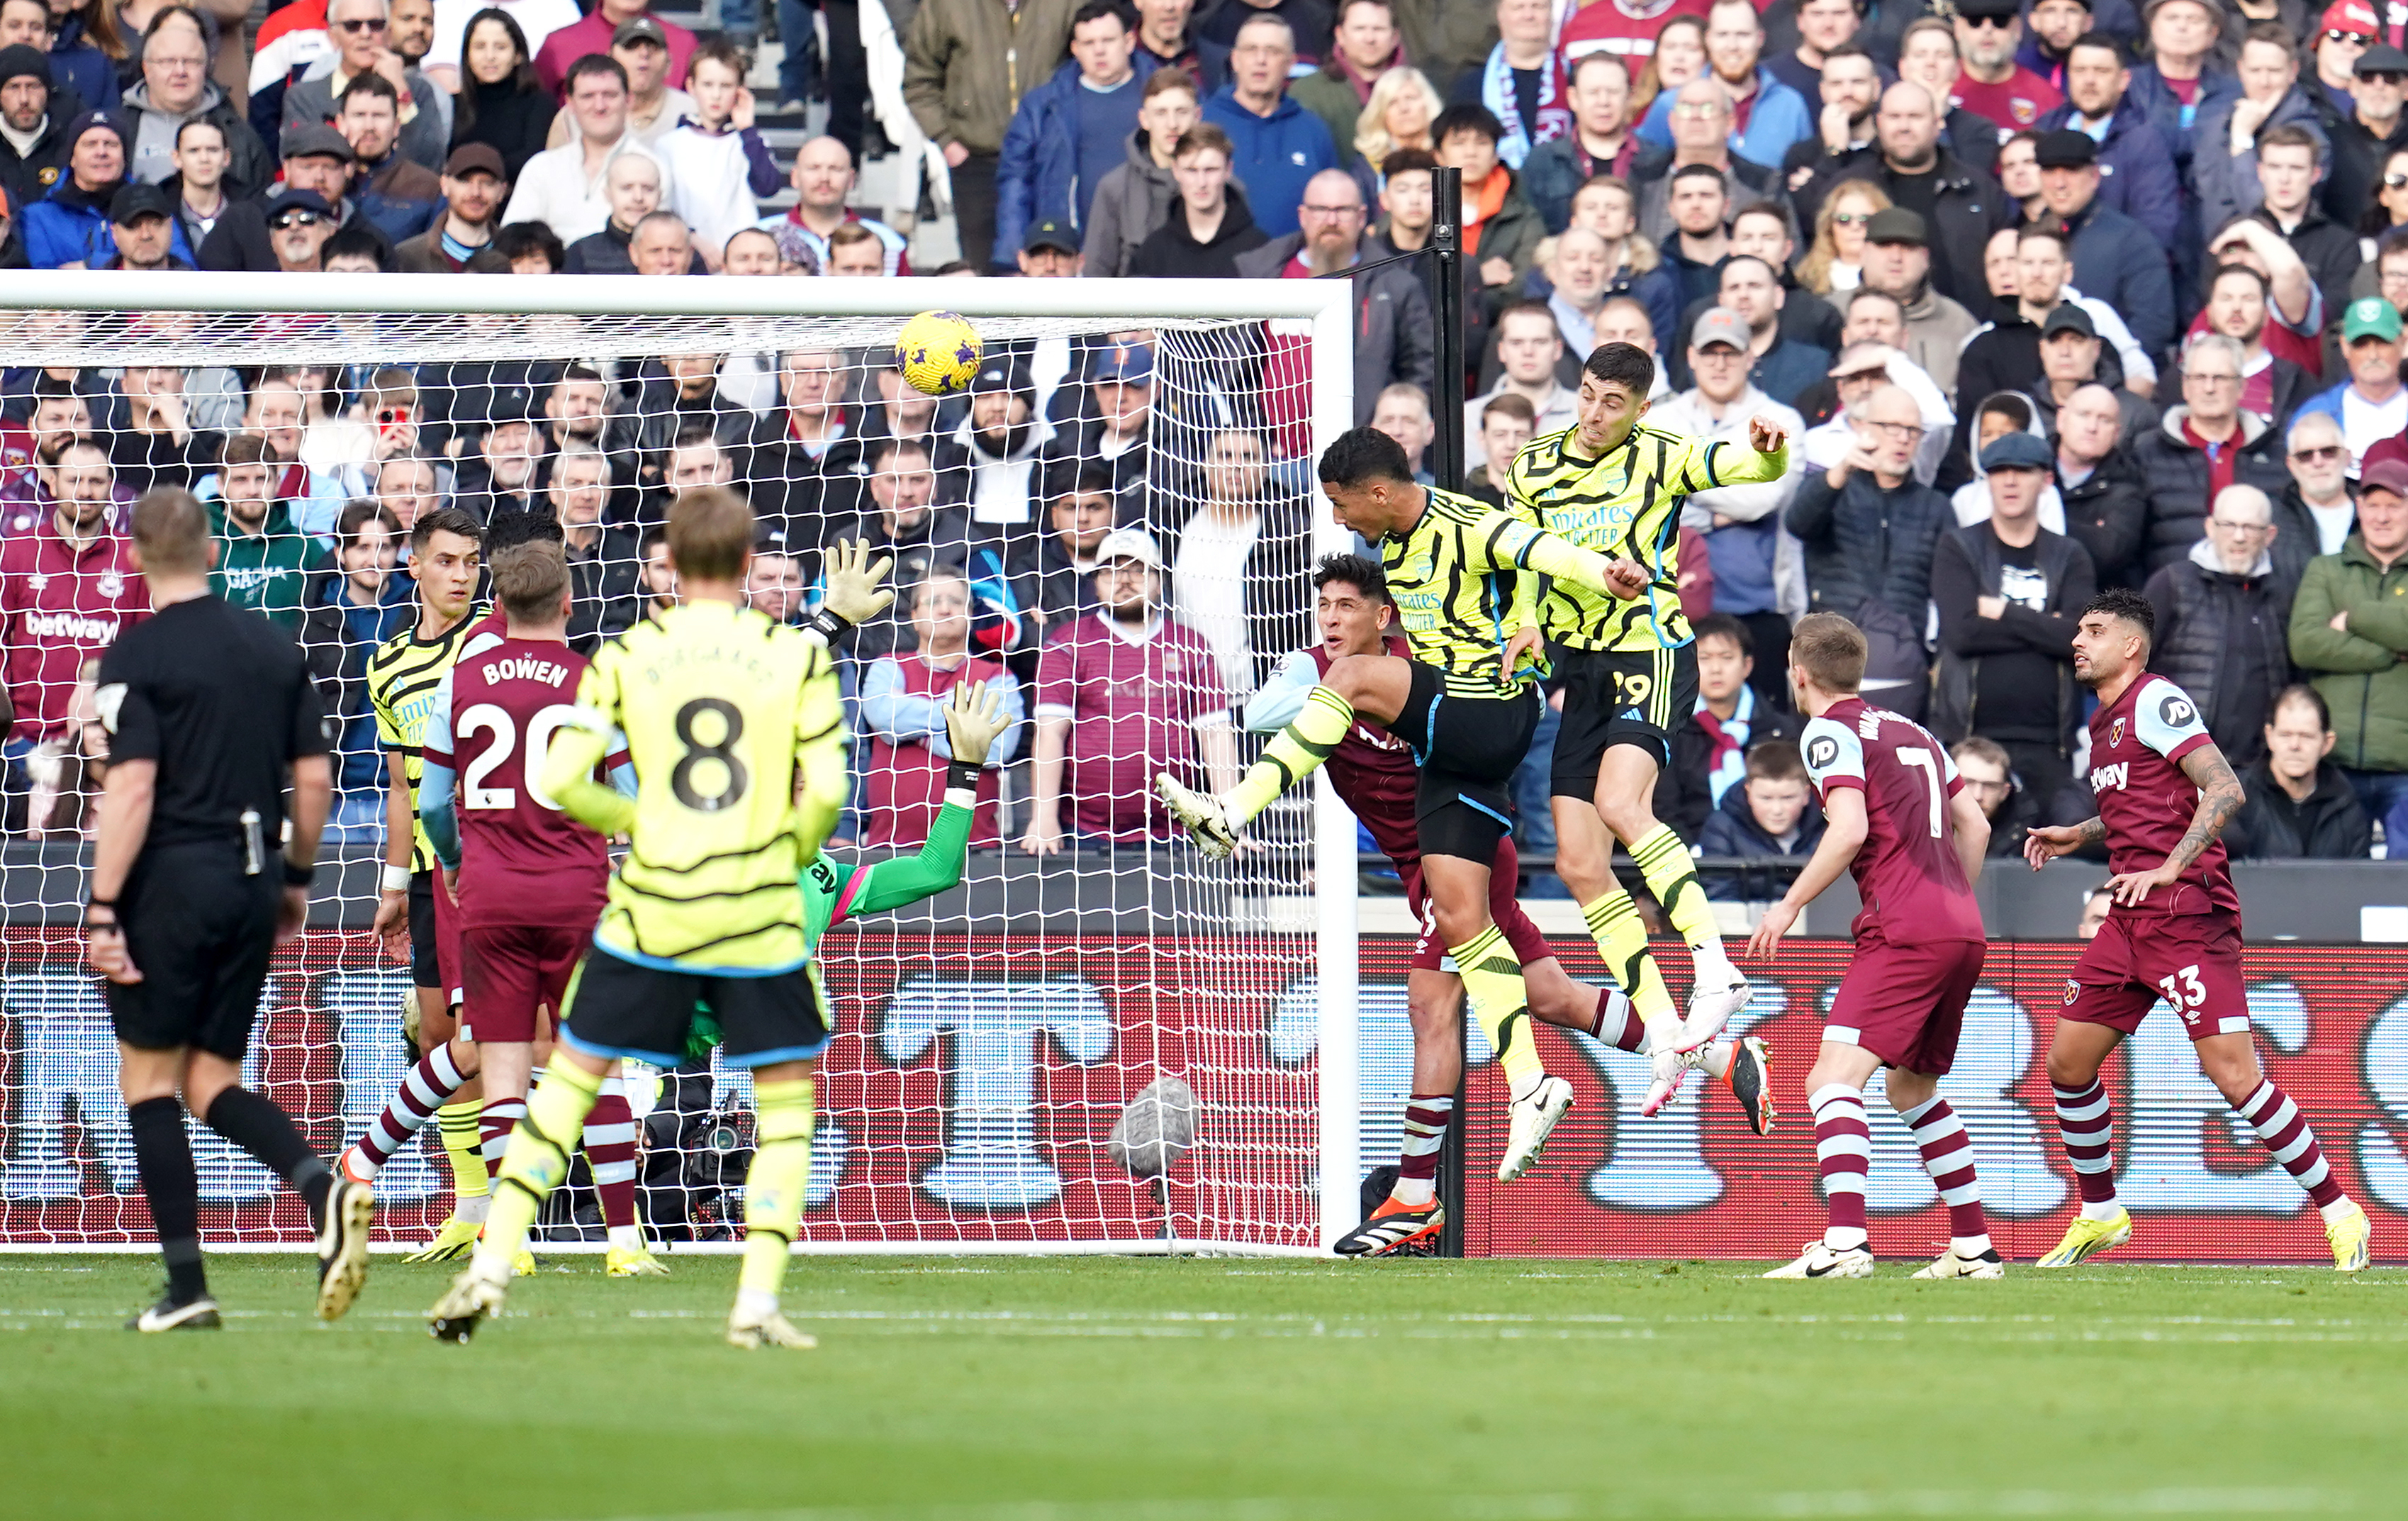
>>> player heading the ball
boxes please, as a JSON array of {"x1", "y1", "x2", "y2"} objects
[{"x1": 1160, "y1": 426, "x2": 1651, "y2": 1184}]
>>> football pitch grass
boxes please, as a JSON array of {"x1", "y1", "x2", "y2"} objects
[{"x1": 9, "y1": 1254, "x2": 2408, "y2": 1521}]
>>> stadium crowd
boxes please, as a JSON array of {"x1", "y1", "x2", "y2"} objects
[{"x1": 5, "y1": 0, "x2": 2408, "y2": 876}]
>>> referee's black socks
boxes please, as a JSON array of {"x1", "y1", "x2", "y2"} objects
[
  {"x1": 128, "y1": 1097, "x2": 208, "y2": 1303},
  {"x1": 204, "y1": 1088, "x2": 334, "y2": 1220}
]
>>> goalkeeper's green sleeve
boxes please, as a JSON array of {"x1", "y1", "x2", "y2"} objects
[{"x1": 846, "y1": 800, "x2": 972, "y2": 914}]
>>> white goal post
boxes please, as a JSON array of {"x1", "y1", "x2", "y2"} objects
[{"x1": 0, "y1": 272, "x2": 1362, "y2": 1257}]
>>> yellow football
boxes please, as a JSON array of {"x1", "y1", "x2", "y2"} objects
[{"x1": 895, "y1": 309, "x2": 984, "y2": 396}]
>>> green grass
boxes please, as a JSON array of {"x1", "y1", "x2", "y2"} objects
[{"x1": 8, "y1": 1254, "x2": 2408, "y2": 1521}]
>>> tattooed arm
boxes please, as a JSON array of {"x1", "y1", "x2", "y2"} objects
[
  {"x1": 2102, "y1": 742, "x2": 2245, "y2": 906},
  {"x1": 2022, "y1": 814, "x2": 2105, "y2": 870}
]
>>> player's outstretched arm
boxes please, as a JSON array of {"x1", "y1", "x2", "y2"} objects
[
  {"x1": 2023, "y1": 818, "x2": 2103, "y2": 870},
  {"x1": 2105, "y1": 742, "x2": 2245, "y2": 906},
  {"x1": 1747, "y1": 785, "x2": 1867, "y2": 959},
  {"x1": 805, "y1": 538, "x2": 898, "y2": 648},
  {"x1": 544, "y1": 662, "x2": 636, "y2": 837},
  {"x1": 1681, "y1": 417, "x2": 1793, "y2": 494}
]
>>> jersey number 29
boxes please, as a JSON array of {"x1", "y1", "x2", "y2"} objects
[{"x1": 460, "y1": 703, "x2": 578, "y2": 812}]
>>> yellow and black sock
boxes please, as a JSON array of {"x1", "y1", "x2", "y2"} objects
[
  {"x1": 1224, "y1": 685, "x2": 1355, "y2": 825},
  {"x1": 1630, "y1": 824, "x2": 1724, "y2": 961},
  {"x1": 1451, "y1": 924, "x2": 1545, "y2": 1097},
  {"x1": 1580, "y1": 889, "x2": 1681, "y2": 1045},
  {"x1": 467, "y1": 1061, "x2": 601, "y2": 1283},
  {"x1": 435, "y1": 1101, "x2": 489, "y2": 1220},
  {"x1": 738, "y1": 1079, "x2": 817, "y2": 1306}
]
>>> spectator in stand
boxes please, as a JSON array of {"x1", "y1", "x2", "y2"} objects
[
  {"x1": 0, "y1": 0, "x2": 100, "y2": 127},
  {"x1": 100, "y1": 180, "x2": 192, "y2": 266},
  {"x1": 2326, "y1": 40, "x2": 2408, "y2": 223},
  {"x1": 1777, "y1": 44, "x2": 1878, "y2": 220},
  {"x1": 1803, "y1": 80, "x2": 2007, "y2": 310},
  {"x1": 337, "y1": 72, "x2": 440, "y2": 240},
  {"x1": 1995, "y1": 126, "x2": 2044, "y2": 221},
  {"x1": 2198, "y1": 260, "x2": 2311, "y2": 430},
  {"x1": 861, "y1": 566, "x2": 1026, "y2": 848},
  {"x1": 1788, "y1": 380, "x2": 1952, "y2": 636},
  {"x1": 1765, "y1": 0, "x2": 1864, "y2": 101},
  {"x1": 545, "y1": 440, "x2": 639, "y2": 650},
  {"x1": 1197, "y1": 0, "x2": 1334, "y2": 62},
  {"x1": 2194, "y1": 23, "x2": 2327, "y2": 233},
  {"x1": 2024, "y1": 303, "x2": 2156, "y2": 446},
  {"x1": 1956, "y1": 391, "x2": 2065, "y2": 533},
  {"x1": 2142, "y1": 481, "x2": 2294, "y2": 767},
  {"x1": 2240, "y1": 122, "x2": 2361, "y2": 323},
  {"x1": 760, "y1": 136, "x2": 909, "y2": 276},
  {"x1": 1464, "y1": 300, "x2": 1573, "y2": 471},
  {"x1": 231, "y1": 372, "x2": 346, "y2": 536},
  {"x1": 1058, "y1": 341, "x2": 1155, "y2": 493},
  {"x1": 393, "y1": 141, "x2": 505, "y2": 269},
  {"x1": 1202, "y1": 13, "x2": 1338, "y2": 239},
  {"x1": 285, "y1": 0, "x2": 449, "y2": 173},
  {"x1": 374, "y1": 454, "x2": 448, "y2": 535},
  {"x1": 22, "y1": 108, "x2": 124, "y2": 268},
  {"x1": 1460, "y1": 391, "x2": 1535, "y2": 508},
  {"x1": 537, "y1": 16, "x2": 692, "y2": 152},
  {"x1": 654, "y1": 39, "x2": 775, "y2": 262},
  {"x1": 0, "y1": 45, "x2": 65, "y2": 217},
  {"x1": 1234, "y1": 166, "x2": 1433, "y2": 423},
  {"x1": 941, "y1": 353, "x2": 1054, "y2": 558},
  {"x1": 903, "y1": 0, "x2": 1078, "y2": 279},
  {"x1": 1702, "y1": 252, "x2": 1830, "y2": 404},
  {"x1": 1894, "y1": 17, "x2": 2005, "y2": 177},
  {"x1": 502, "y1": 54, "x2": 662, "y2": 243},
  {"x1": 1523, "y1": 53, "x2": 1637, "y2": 233},
  {"x1": 841, "y1": 437, "x2": 976, "y2": 659},
  {"x1": 1167, "y1": 426, "x2": 1311, "y2": 696},
  {"x1": 1445, "y1": 0, "x2": 1567, "y2": 172},
  {"x1": 454, "y1": 399, "x2": 541, "y2": 520},
  {"x1": 2125, "y1": 0, "x2": 2232, "y2": 136},
  {"x1": 1796, "y1": 336, "x2": 1952, "y2": 481},
  {"x1": 2054, "y1": 381, "x2": 2150, "y2": 588},
  {"x1": 1348, "y1": 65, "x2": 1440, "y2": 200},
  {"x1": 1949, "y1": 734, "x2": 2041, "y2": 856},
  {"x1": 2312, "y1": 0, "x2": 2376, "y2": 118},
  {"x1": 746, "y1": 347, "x2": 862, "y2": 538},
  {"x1": 533, "y1": 0, "x2": 693, "y2": 99},
  {"x1": 1698, "y1": 740, "x2": 1825, "y2": 898},
  {"x1": 161, "y1": 117, "x2": 234, "y2": 251},
  {"x1": 2015, "y1": 0, "x2": 2086, "y2": 91},
  {"x1": 1654, "y1": 612, "x2": 1803, "y2": 842},
  {"x1": 199, "y1": 124, "x2": 391, "y2": 270},
  {"x1": 2031, "y1": 34, "x2": 2180, "y2": 250},
  {"x1": 1557, "y1": 0, "x2": 1709, "y2": 71},
  {"x1": 1129, "y1": 121, "x2": 1266, "y2": 275},
  {"x1": 1961, "y1": 227, "x2": 2157, "y2": 420},
  {"x1": 1633, "y1": 77, "x2": 1783, "y2": 252},
  {"x1": 636, "y1": 523, "x2": 674, "y2": 613},
  {"x1": 1949, "y1": 0, "x2": 2063, "y2": 130},
  {"x1": 2031, "y1": 128, "x2": 2174, "y2": 359},
  {"x1": 1859, "y1": 208, "x2": 1981, "y2": 394},
  {"x1": 109, "y1": 363, "x2": 211, "y2": 490},
  {"x1": 2228, "y1": 682, "x2": 2374, "y2": 858},
  {"x1": 1131, "y1": 0, "x2": 1227, "y2": 91},
  {"x1": 559, "y1": 147, "x2": 660, "y2": 271},
  {"x1": 995, "y1": 1, "x2": 1153, "y2": 271},
  {"x1": 1008, "y1": 462, "x2": 1119, "y2": 630},
  {"x1": 120, "y1": 9, "x2": 267, "y2": 193},
  {"x1": 2273, "y1": 411, "x2": 2356, "y2": 588},
  {"x1": 1289, "y1": 0, "x2": 1399, "y2": 171},
  {"x1": 2290, "y1": 457, "x2": 2408, "y2": 840},
  {"x1": 203, "y1": 433, "x2": 320, "y2": 630},
  {"x1": 1085, "y1": 66, "x2": 1198, "y2": 277},
  {"x1": 1654, "y1": 306, "x2": 1807, "y2": 676},
  {"x1": 1795, "y1": 176, "x2": 1886, "y2": 296},
  {"x1": 0, "y1": 436, "x2": 145, "y2": 801},
  {"x1": 301, "y1": 498, "x2": 409, "y2": 842},
  {"x1": 1931, "y1": 429, "x2": 2097, "y2": 803},
  {"x1": 2135, "y1": 333, "x2": 2290, "y2": 576},
  {"x1": 1633, "y1": 0, "x2": 1810, "y2": 170},
  {"x1": 2295, "y1": 296, "x2": 2408, "y2": 471},
  {"x1": 1528, "y1": 224, "x2": 1616, "y2": 364},
  {"x1": 449, "y1": 9, "x2": 556, "y2": 183},
  {"x1": 1023, "y1": 525, "x2": 1238, "y2": 853},
  {"x1": 741, "y1": 546, "x2": 806, "y2": 625},
  {"x1": 1370, "y1": 382, "x2": 1435, "y2": 484}
]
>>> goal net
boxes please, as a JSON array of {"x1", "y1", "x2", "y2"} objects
[{"x1": 0, "y1": 272, "x2": 1362, "y2": 1256}]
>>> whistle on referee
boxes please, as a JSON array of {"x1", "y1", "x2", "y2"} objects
[{"x1": 240, "y1": 808, "x2": 264, "y2": 876}]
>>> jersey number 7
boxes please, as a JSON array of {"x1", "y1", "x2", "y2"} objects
[{"x1": 1896, "y1": 746, "x2": 1943, "y2": 839}]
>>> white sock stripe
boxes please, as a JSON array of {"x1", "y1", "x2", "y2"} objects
[
  {"x1": 1808, "y1": 1082, "x2": 1866, "y2": 1114},
  {"x1": 2248, "y1": 1098, "x2": 2302, "y2": 1139},
  {"x1": 581, "y1": 1122, "x2": 637, "y2": 1147},
  {"x1": 2268, "y1": 1130, "x2": 2317, "y2": 1165},
  {"x1": 1911, "y1": 1113, "x2": 1968, "y2": 1147},
  {"x1": 2239, "y1": 1080, "x2": 2280, "y2": 1120},
  {"x1": 1816, "y1": 1133, "x2": 1873, "y2": 1163},
  {"x1": 596, "y1": 1076, "x2": 625, "y2": 1097},
  {"x1": 400, "y1": 1071, "x2": 449, "y2": 1111},
  {"x1": 2068, "y1": 1154, "x2": 2115, "y2": 1174},
  {"x1": 589, "y1": 1160, "x2": 638, "y2": 1185},
  {"x1": 2296, "y1": 1156, "x2": 2331, "y2": 1189},
  {"x1": 1821, "y1": 1173, "x2": 1867, "y2": 1196},
  {"x1": 362, "y1": 1120, "x2": 406, "y2": 1155},
  {"x1": 1938, "y1": 1181, "x2": 1982, "y2": 1205},
  {"x1": 429, "y1": 1044, "x2": 466, "y2": 1090},
  {"x1": 2054, "y1": 1093, "x2": 2111, "y2": 1122},
  {"x1": 1897, "y1": 1096, "x2": 1943, "y2": 1127}
]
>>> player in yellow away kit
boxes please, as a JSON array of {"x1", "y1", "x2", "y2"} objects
[
  {"x1": 428, "y1": 488, "x2": 856, "y2": 1349},
  {"x1": 1507, "y1": 340, "x2": 1791, "y2": 1115}
]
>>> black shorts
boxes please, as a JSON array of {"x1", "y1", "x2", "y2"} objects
[
  {"x1": 558, "y1": 945, "x2": 831, "y2": 1069},
  {"x1": 1551, "y1": 642, "x2": 1700, "y2": 796},
  {"x1": 408, "y1": 871, "x2": 441, "y2": 990},
  {"x1": 106, "y1": 842, "x2": 280, "y2": 1061},
  {"x1": 1393, "y1": 662, "x2": 1541, "y2": 863}
]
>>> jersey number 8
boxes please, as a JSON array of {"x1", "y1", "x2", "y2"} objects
[
  {"x1": 672, "y1": 697, "x2": 749, "y2": 813},
  {"x1": 461, "y1": 703, "x2": 578, "y2": 812}
]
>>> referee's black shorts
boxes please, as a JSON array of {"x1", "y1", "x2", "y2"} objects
[
  {"x1": 1551, "y1": 642, "x2": 1699, "y2": 798},
  {"x1": 107, "y1": 842, "x2": 281, "y2": 1061},
  {"x1": 557, "y1": 945, "x2": 832, "y2": 1070},
  {"x1": 1392, "y1": 662, "x2": 1540, "y2": 864}
]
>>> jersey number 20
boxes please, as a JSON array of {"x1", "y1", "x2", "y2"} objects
[{"x1": 460, "y1": 703, "x2": 578, "y2": 812}]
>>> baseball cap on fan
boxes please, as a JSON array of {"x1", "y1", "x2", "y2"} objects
[
  {"x1": 1095, "y1": 528, "x2": 1163, "y2": 570},
  {"x1": 2343, "y1": 296, "x2": 2404, "y2": 343},
  {"x1": 2323, "y1": 0, "x2": 2380, "y2": 38}
]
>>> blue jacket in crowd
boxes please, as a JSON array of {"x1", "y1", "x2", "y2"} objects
[
  {"x1": 2034, "y1": 94, "x2": 2183, "y2": 251},
  {"x1": 21, "y1": 176, "x2": 194, "y2": 269},
  {"x1": 992, "y1": 55, "x2": 1158, "y2": 270},
  {"x1": 1201, "y1": 85, "x2": 1339, "y2": 238},
  {"x1": 2061, "y1": 195, "x2": 2175, "y2": 357},
  {"x1": 1634, "y1": 67, "x2": 1813, "y2": 172}
]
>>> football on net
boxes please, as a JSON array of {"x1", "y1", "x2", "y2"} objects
[{"x1": 895, "y1": 310, "x2": 983, "y2": 396}]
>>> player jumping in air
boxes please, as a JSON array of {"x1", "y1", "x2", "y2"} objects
[
  {"x1": 1253, "y1": 555, "x2": 1772, "y2": 1258},
  {"x1": 1508, "y1": 341, "x2": 1788, "y2": 1113},
  {"x1": 2025, "y1": 589, "x2": 2373, "y2": 1271},
  {"x1": 1159, "y1": 427, "x2": 1654, "y2": 1186},
  {"x1": 1749, "y1": 613, "x2": 2002, "y2": 1280}
]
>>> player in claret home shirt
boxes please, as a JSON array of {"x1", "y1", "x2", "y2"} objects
[
  {"x1": 1748, "y1": 613, "x2": 2000, "y2": 1281},
  {"x1": 2025, "y1": 589, "x2": 2373, "y2": 1271},
  {"x1": 1247, "y1": 554, "x2": 1773, "y2": 1258}
]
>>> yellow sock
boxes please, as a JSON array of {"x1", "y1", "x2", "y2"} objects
[
  {"x1": 738, "y1": 1079, "x2": 816, "y2": 1303},
  {"x1": 1451, "y1": 924, "x2": 1545, "y2": 1096},
  {"x1": 1630, "y1": 824, "x2": 1724, "y2": 959},
  {"x1": 436, "y1": 1102, "x2": 488, "y2": 1201},
  {"x1": 1224, "y1": 685, "x2": 1355, "y2": 825},
  {"x1": 468, "y1": 1061, "x2": 600, "y2": 1282},
  {"x1": 1580, "y1": 889, "x2": 1679, "y2": 1042}
]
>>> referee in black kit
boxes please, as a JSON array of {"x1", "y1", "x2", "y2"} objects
[{"x1": 86, "y1": 489, "x2": 375, "y2": 1332}]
